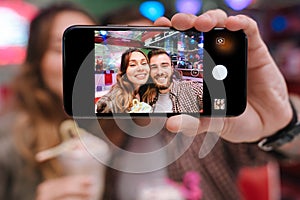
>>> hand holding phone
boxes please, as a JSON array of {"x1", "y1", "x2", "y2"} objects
[{"x1": 160, "y1": 10, "x2": 293, "y2": 146}]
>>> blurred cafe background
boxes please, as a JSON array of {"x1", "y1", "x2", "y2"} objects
[{"x1": 0, "y1": 0, "x2": 300, "y2": 199}]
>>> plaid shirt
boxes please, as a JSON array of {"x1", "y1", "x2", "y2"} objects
[
  {"x1": 101, "y1": 81, "x2": 276, "y2": 200},
  {"x1": 162, "y1": 132, "x2": 273, "y2": 200},
  {"x1": 169, "y1": 80, "x2": 203, "y2": 113},
  {"x1": 104, "y1": 131, "x2": 274, "y2": 200}
]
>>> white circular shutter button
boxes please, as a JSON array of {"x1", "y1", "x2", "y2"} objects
[{"x1": 212, "y1": 65, "x2": 228, "y2": 80}]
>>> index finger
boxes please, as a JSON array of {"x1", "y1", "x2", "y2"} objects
[
  {"x1": 193, "y1": 9, "x2": 228, "y2": 31},
  {"x1": 169, "y1": 9, "x2": 228, "y2": 31},
  {"x1": 154, "y1": 9, "x2": 228, "y2": 32}
]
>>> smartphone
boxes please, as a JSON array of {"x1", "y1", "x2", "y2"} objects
[{"x1": 63, "y1": 26, "x2": 247, "y2": 118}]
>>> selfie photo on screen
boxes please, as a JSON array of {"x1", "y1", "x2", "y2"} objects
[{"x1": 94, "y1": 30, "x2": 204, "y2": 114}]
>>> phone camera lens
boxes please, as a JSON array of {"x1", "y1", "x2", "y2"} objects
[{"x1": 216, "y1": 37, "x2": 225, "y2": 45}]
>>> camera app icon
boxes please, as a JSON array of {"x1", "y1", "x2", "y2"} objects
[{"x1": 216, "y1": 37, "x2": 225, "y2": 45}]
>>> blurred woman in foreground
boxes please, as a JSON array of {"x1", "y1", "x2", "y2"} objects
[{"x1": 0, "y1": 3, "x2": 102, "y2": 200}]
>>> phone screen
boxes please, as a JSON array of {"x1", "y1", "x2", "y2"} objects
[{"x1": 94, "y1": 29, "x2": 205, "y2": 114}]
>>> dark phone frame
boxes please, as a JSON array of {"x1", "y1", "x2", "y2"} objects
[{"x1": 63, "y1": 26, "x2": 247, "y2": 118}]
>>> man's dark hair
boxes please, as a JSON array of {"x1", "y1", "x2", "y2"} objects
[{"x1": 148, "y1": 49, "x2": 171, "y2": 61}]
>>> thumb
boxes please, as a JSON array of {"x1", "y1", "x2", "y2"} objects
[{"x1": 166, "y1": 114, "x2": 225, "y2": 136}]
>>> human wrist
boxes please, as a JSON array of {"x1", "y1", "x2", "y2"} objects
[{"x1": 258, "y1": 100, "x2": 300, "y2": 151}]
